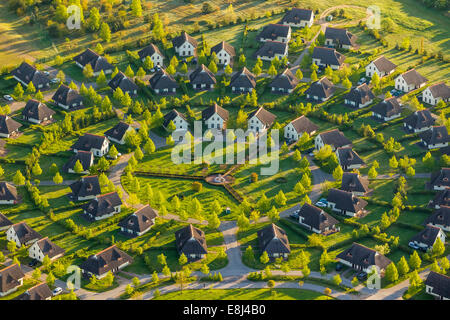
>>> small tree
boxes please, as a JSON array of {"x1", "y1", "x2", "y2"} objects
[
  {"x1": 409, "y1": 251, "x2": 422, "y2": 270},
  {"x1": 385, "y1": 262, "x2": 399, "y2": 283},
  {"x1": 53, "y1": 172, "x2": 63, "y2": 184},
  {"x1": 332, "y1": 274, "x2": 342, "y2": 286},
  {"x1": 260, "y1": 251, "x2": 270, "y2": 264},
  {"x1": 179, "y1": 253, "x2": 188, "y2": 266}
]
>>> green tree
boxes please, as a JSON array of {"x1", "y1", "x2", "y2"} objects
[
  {"x1": 46, "y1": 272, "x2": 55, "y2": 287},
  {"x1": 96, "y1": 70, "x2": 107, "y2": 87},
  {"x1": 260, "y1": 251, "x2": 270, "y2": 264},
  {"x1": 179, "y1": 253, "x2": 188, "y2": 266},
  {"x1": 409, "y1": 251, "x2": 422, "y2": 270},
  {"x1": 432, "y1": 237, "x2": 445, "y2": 257},
  {"x1": 332, "y1": 165, "x2": 343, "y2": 181},
  {"x1": 397, "y1": 256, "x2": 410, "y2": 276},
  {"x1": 26, "y1": 81, "x2": 36, "y2": 94},
  {"x1": 131, "y1": 0, "x2": 143, "y2": 17},
  {"x1": 53, "y1": 172, "x2": 63, "y2": 184},
  {"x1": 14, "y1": 83, "x2": 24, "y2": 99},
  {"x1": 385, "y1": 263, "x2": 399, "y2": 283},
  {"x1": 73, "y1": 160, "x2": 84, "y2": 173},
  {"x1": 13, "y1": 170, "x2": 25, "y2": 185},
  {"x1": 99, "y1": 22, "x2": 111, "y2": 42},
  {"x1": 332, "y1": 274, "x2": 342, "y2": 286},
  {"x1": 83, "y1": 64, "x2": 94, "y2": 79},
  {"x1": 208, "y1": 61, "x2": 218, "y2": 74}
]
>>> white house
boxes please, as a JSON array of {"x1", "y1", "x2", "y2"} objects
[
  {"x1": 279, "y1": 8, "x2": 314, "y2": 28},
  {"x1": 71, "y1": 133, "x2": 110, "y2": 157},
  {"x1": 258, "y1": 24, "x2": 291, "y2": 43},
  {"x1": 172, "y1": 32, "x2": 198, "y2": 57},
  {"x1": 104, "y1": 121, "x2": 134, "y2": 145},
  {"x1": 210, "y1": 41, "x2": 236, "y2": 65},
  {"x1": 247, "y1": 107, "x2": 276, "y2": 134},
  {"x1": 422, "y1": 82, "x2": 450, "y2": 106},
  {"x1": 425, "y1": 272, "x2": 450, "y2": 300},
  {"x1": 202, "y1": 104, "x2": 229, "y2": 130},
  {"x1": 0, "y1": 264, "x2": 24, "y2": 297},
  {"x1": 365, "y1": 56, "x2": 397, "y2": 78},
  {"x1": 163, "y1": 109, "x2": 189, "y2": 132},
  {"x1": 6, "y1": 222, "x2": 41, "y2": 248},
  {"x1": 420, "y1": 126, "x2": 449, "y2": 150},
  {"x1": 409, "y1": 226, "x2": 446, "y2": 251},
  {"x1": 314, "y1": 129, "x2": 351, "y2": 151},
  {"x1": 138, "y1": 43, "x2": 165, "y2": 67},
  {"x1": 28, "y1": 237, "x2": 65, "y2": 262},
  {"x1": 395, "y1": 69, "x2": 428, "y2": 93},
  {"x1": 284, "y1": 115, "x2": 318, "y2": 141}
]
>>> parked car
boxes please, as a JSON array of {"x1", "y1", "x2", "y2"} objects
[
  {"x1": 28, "y1": 259, "x2": 38, "y2": 267},
  {"x1": 51, "y1": 78, "x2": 60, "y2": 84},
  {"x1": 357, "y1": 77, "x2": 367, "y2": 85},
  {"x1": 3, "y1": 95, "x2": 13, "y2": 102},
  {"x1": 315, "y1": 201, "x2": 327, "y2": 208},
  {"x1": 408, "y1": 241, "x2": 420, "y2": 250},
  {"x1": 319, "y1": 198, "x2": 328, "y2": 204},
  {"x1": 356, "y1": 271, "x2": 367, "y2": 281},
  {"x1": 43, "y1": 71, "x2": 50, "y2": 76},
  {"x1": 335, "y1": 263, "x2": 343, "y2": 271},
  {"x1": 150, "y1": 68, "x2": 155, "y2": 73},
  {"x1": 52, "y1": 287, "x2": 63, "y2": 296}
]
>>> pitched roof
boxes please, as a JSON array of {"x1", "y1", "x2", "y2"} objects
[
  {"x1": 172, "y1": 32, "x2": 198, "y2": 48},
  {"x1": 175, "y1": 224, "x2": 208, "y2": 255},
  {"x1": 337, "y1": 243, "x2": 392, "y2": 270},
  {"x1": 0, "y1": 182, "x2": 18, "y2": 202},
  {"x1": 279, "y1": 8, "x2": 314, "y2": 24},
  {"x1": 0, "y1": 264, "x2": 25, "y2": 293},
  {"x1": 287, "y1": 115, "x2": 318, "y2": 135},
  {"x1": 210, "y1": 41, "x2": 236, "y2": 57},
  {"x1": 0, "y1": 213, "x2": 13, "y2": 229},
  {"x1": 409, "y1": 225, "x2": 443, "y2": 247},
  {"x1": 425, "y1": 206, "x2": 450, "y2": 228},
  {"x1": 370, "y1": 56, "x2": 397, "y2": 74},
  {"x1": 427, "y1": 82, "x2": 450, "y2": 100},
  {"x1": 69, "y1": 176, "x2": 101, "y2": 199},
  {"x1": 17, "y1": 283, "x2": 52, "y2": 300},
  {"x1": 80, "y1": 245, "x2": 133, "y2": 276},
  {"x1": 327, "y1": 188, "x2": 368, "y2": 212},
  {"x1": 312, "y1": 46, "x2": 345, "y2": 66},
  {"x1": 420, "y1": 126, "x2": 449, "y2": 146},
  {"x1": 104, "y1": 121, "x2": 132, "y2": 142},
  {"x1": 11, "y1": 62, "x2": 49, "y2": 87},
  {"x1": 430, "y1": 168, "x2": 450, "y2": 189},
  {"x1": 270, "y1": 68, "x2": 299, "y2": 90},
  {"x1": 403, "y1": 109, "x2": 435, "y2": 130},
  {"x1": 0, "y1": 115, "x2": 22, "y2": 135},
  {"x1": 71, "y1": 133, "x2": 108, "y2": 151},
  {"x1": 258, "y1": 24, "x2": 291, "y2": 40},
  {"x1": 340, "y1": 172, "x2": 370, "y2": 194},
  {"x1": 52, "y1": 84, "x2": 83, "y2": 107},
  {"x1": 371, "y1": 97, "x2": 401, "y2": 117},
  {"x1": 108, "y1": 72, "x2": 138, "y2": 93},
  {"x1": 305, "y1": 76, "x2": 335, "y2": 99},
  {"x1": 189, "y1": 64, "x2": 217, "y2": 85},
  {"x1": 425, "y1": 271, "x2": 450, "y2": 299},
  {"x1": 429, "y1": 188, "x2": 450, "y2": 208},
  {"x1": 118, "y1": 205, "x2": 158, "y2": 233},
  {"x1": 230, "y1": 67, "x2": 256, "y2": 89},
  {"x1": 63, "y1": 151, "x2": 93, "y2": 173},
  {"x1": 325, "y1": 27, "x2": 357, "y2": 47},
  {"x1": 202, "y1": 103, "x2": 229, "y2": 122},
  {"x1": 254, "y1": 41, "x2": 287, "y2": 58},
  {"x1": 138, "y1": 43, "x2": 164, "y2": 60},
  {"x1": 399, "y1": 69, "x2": 428, "y2": 86},
  {"x1": 336, "y1": 147, "x2": 366, "y2": 168},
  {"x1": 34, "y1": 237, "x2": 65, "y2": 259},
  {"x1": 344, "y1": 83, "x2": 375, "y2": 105},
  {"x1": 22, "y1": 99, "x2": 55, "y2": 121},
  {"x1": 298, "y1": 203, "x2": 339, "y2": 232},
  {"x1": 82, "y1": 192, "x2": 122, "y2": 218},
  {"x1": 149, "y1": 68, "x2": 179, "y2": 90},
  {"x1": 73, "y1": 49, "x2": 113, "y2": 72},
  {"x1": 10, "y1": 222, "x2": 41, "y2": 245},
  {"x1": 257, "y1": 224, "x2": 291, "y2": 254},
  {"x1": 163, "y1": 109, "x2": 187, "y2": 128},
  {"x1": 318, "y1": 129, "x2": 351, "y2": 148},
  {"x1": 248, "y1": 107, "x2": 277, "y2": 127}
]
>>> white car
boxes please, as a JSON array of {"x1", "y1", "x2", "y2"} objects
[
  {"x1": 3, "y1": 95, "x2": 13, "y2": 102},
  {"x1": 315, "y1": 201, "x2": 327, "y2": 208},
  {"x1": 52, "y1": 287, "x2": 63, "y2": 296},
  {"x1": 51, "y1": 78, "x2": 60, "y2": 84}
]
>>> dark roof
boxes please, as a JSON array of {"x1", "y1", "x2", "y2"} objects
[
  {"x1": 163, "y1": 109, "x2": 187, "y2": 128},
  {"x1": 340, "y1": 172, "x2": 370, "y2": 194},
  {"x1": 370, "y1": 56, "x2": 397, "y2": 74},
  {"x1": 371, "y1": 97, "x2": 401, "y2": 117},
  {"x1": 202, "y1": 103, "x2": 229, "y2": 122},
  {"x1": 325, "y1": 27, "x2": 357, "y2": 47},
  {"x1": 22, "y1": 99, "x2": 55, "y2": 121},
  {"x1": 430, "y1": 168, "x2": 450, "y2": 189},
  {"x1": 108, "y1": 72, "x2": 138, "y2": 93},
  {"x1": 69, "y1": 176, "x2": 101, "y2": 199},
  {"x1": 138, "y1": 43, "x2": 164, "y2": 60},
  {"x1": 0, "y1": 182, "x2": 18, "y2": 202},
  {"x1": 175, "y1": 224, "x2": 208, "y2": 256},
  {"x1": 425, "y1": 206, "x2": 450, "y2": 228},
  {"x1": 337, "y1": 243, "x2": 392, "y2": 270},
  {"x1": 17, "y1": 283, "x2": 52, "y2": 300},
  {"x1": 210, "y1": 41, "x2": 236, "y2": 57},
  {"x1": 312, "y1": 46, "x2": 345, "y2": 66},
  {"x1": 318, "y1": 129, "x2": 351, "y2": 148},
  {"x1": 257, "y1": 224, "x2": 291, "y2": 254},
  {"x1": 409, "y1": 225, "x2": 442, "y2": 247},
  {"x1": 52, "y1": 84, "x2": 83, "y2": 107},
  {"x1": 11, "y1": 222, "x2": 41, "y2": 245},
  {"x1": 172, "y1": 32, "x2": 198, "y2": 48},
  {"x1": 248, "y1": 107, "x2": 277, "y2": 127},
  {"x1": 11, "y1": 62, "x2": 49, "y2": 88},
  {"x1": 73, "y1": 49, "x2": 113, "y2": 72},
  {"x1": 327, "y1": 188, "x2": 368, "y2": 213},
  {"x1": 189, "y1": 64, "x2": 217, "y2": 85},
  {"x1": 0, "y1": 115, "x2": 22, "y2": 135},
  {"x1": 420, "y1": 126, "x2": 449, "y2": 146},
  {"x1": 344, "y1": 84, "x2": 374, "y2": 105},
  {"x1": 0, "y1": 213, "x2": 13, "y2": 229},
  {"x1": 305, "y1": 77, "x2": 335, "y2": 99},
  {"x1": 298, "y1": 203, "x2": 339, "y2": 232},
  {"x1": 34, "y1": 237, "x2": 65, "y2": 259},
  {"x1": 80, "y1": 245, "x2": 133, "y2": 276},
  {"x1": 258, "y1": 24, "x2": 291, "y2": 41},
  {"x1": 104, "y1": 122, "x2": 131, "y2": 142},
  {"x1": 254, "y1": 41, "x2": 287, "y2": 58},
  {"x1": 336, "y1": 147, "x2": 366, "y2": 168},
  {"x1": 149, "y1": 68, "x2": 179, "y2": 90},
  {"x1": 230, "y1": 67, "x2": 256, "y2": 89},
  {"x1": 403, "y1": 110, "x2": 435, "y2": 130},
  {"x1": 280, "y1": 8, "x2": 314, "y2": 24},
  {"x1": 82, "y1": 192, "x2": 122, "y2": 218},
  {"x1": 430, "y1": 188, "x2": 450, "y2": 208},
  {"x1": 270, "y1": 68, "x2": 299, "y2": 90},
  {"x1": 0, "y1": 264, "x2": 25, "y2": 293},
  {"x1": 288, "y1": 115, "x2": 318, "y2": 134},
  {"x1": 71, "y1": 133, "x2": 108, "y2": 152},
  {"x1": 427, "y1": 82, "x2": 450, "y2": 99},
  {"x1": 399, "y1": 69, "x2": 428, "y2": 86},
  {"x1": 63, "y1": 151, "x2": 93, "y2": 173},
  {"x1": 118, "y1": 205, "x2": 158, "y2": 233},
  {"x1": 425, "y1": 271, "x2": 450, "y2": 299}
]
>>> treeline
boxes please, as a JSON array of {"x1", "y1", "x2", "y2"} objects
[{"x1": 416, "y1": 0, "x2": 449, "y2": 9}]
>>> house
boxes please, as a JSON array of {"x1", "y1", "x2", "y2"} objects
[
  {"x1": 210, "y1": 41, "x2": 236, "y2": 65},
  {"x1": 163, "y1": 109, "x2": 189, "y2": 132},
  {"x1": 11, "y1": 62, "x2": 49, "y2": 89},
  {"x1": 365, "y1": 56, "x2": 397, "y2": 78},
  {"x1": 324, "y1": 27, "x2": 357, "y2": 49},
  {"x1": 340, "y1": 172, "x2": 370, "y2": 196},
  {"x1": 73, "y1": 49, "x2": 113, "y2": 76},
  {"x1": 312, "y1": 46, "x2": 345, "y2": 70},
  {"x1": 202, "y1": 103, "x2": 229, "y2": 130},
  {"x1": 258, "y1": 24, "x2": 291, "y2": 43},
  {"x1": 28, "y1": 237, "x2": 65, "y2": 262},
  {"x1": 422, "y1": 82, "x2": 450, "y2": 106},
  {"x1": 394, "y1": 69, "x2": 428, "y2": 93},
  {"x1": 189, "y1": 64, "x2": 216, "y2": 91},
  {"x1": 0, "y1": 182, "x2": 19, "y2": 204},
  {"x1": 270, "y1": 68, "x2": 299, "y2": 94},
  {"x1": 175, "y1": 224, "x2": 208, "y2": 261},
  {"x1": 68, "y1": 176, "x2": 101, "y2": 201},
  {"x1": 255, "y1": 41, "x2": 288, "y2": 61},
  {"x1": 425, "y1": 271, "x2": 450, "y2": 300},
  {"x1": 371, "y1": 97, "x2": 402, "y2": 121},
  {"x1": 63, "y1": 151, "x2": 94, "y2": 174},
  {"x1": 403, "y1": 109, "x2": 435, "y2": 133},
  {"x1": 52, "y1": 84, "x2": 84, "y2": 110},
  {"x1": 419, "y1": 126, "x2": 449, "y2": 150},
  {"x1": 172, "y1": 32, "x2": 198, "y2": 57},
  {"x1": 118, "y1": 205, "x2": 158, "y2": 237},
  {"x1": 247, "y1": 107, "x2": 277, "y2": 134},
  {"x1": 0, "y1": 213, "x2": 13, "y2": 231},
  {"x1": 82, "y1": 192, "x2": 122, "y2": 221},
  {"x1": 71, "y1": 133, "x2": 110, "y2": 157},
  {"x1": 149, "y1": 68, "x2": 179, "y2": 95},
  {"x1": 409, "y1": 225, "x2": 446, "y2": 251},
  {"x1": 428, "y1": 188, "x2": 450, "y2": 209},
  {"x1": 0, "y1": 264, "x2": 25, "y2": 297},
  {"x1": 279, "y1": 8, "x2": 314, "y2": 28},
  {"x1": 297, "y1": 203, "x2": 339, "y2": 234},
  {"x1": 257, "y1": 224, "x2": 291, "y2": 259},
  {"x1": 429, "y1": 168, "x2": 450, "y2": 190},
  {"x1": 108, "y1": 72, "x2": 138, "y2": 96},
  {"x1": 138, "y1": 43, "x2": 164, "y2": 66},
  {"x1": 230, "y1": 67, "x2": 256, "y2": 93},
  {"x1": 6, "y1": 222, "x2": 41, "y2": 247},
  {"x1": 305, "y1": 77, "x2": 335, "y2": 101},
  {"x1": 16, "y1": 283, "x2": 52, "y2": 300},
  {"x1": 344, "y1": 84, "x2": 375, "y2": 108},
  {"x1": 22, "y1": 99, "x2": 55, "y2": 124},
  {"x1": 336, "y1": 243, "x2": 392, "y2": 274},
  {"x1": 284, "y1": 115, "x2": 318, "y2": 141},
  {"x1": 80, "y1": 245, "x2": 133, "y2": 279},
  {"x1": 327, "y1": 188, "x2": 368, "y2": 217},
  {"x1": 315, "y1": 129, "x2": 351, "y2": 151},
  {"x1": 425, "y1": 206, "x2": 450, "y2": 232},
  {"x1": 336, "y1": 147, "x2": 366, "y2": 171},
  {"x1": 104, "y1": 121, "x2": 134, "y2": 145},
  {"x1": 0, "y1": 115, "x2": 22, "y2": 138}
]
